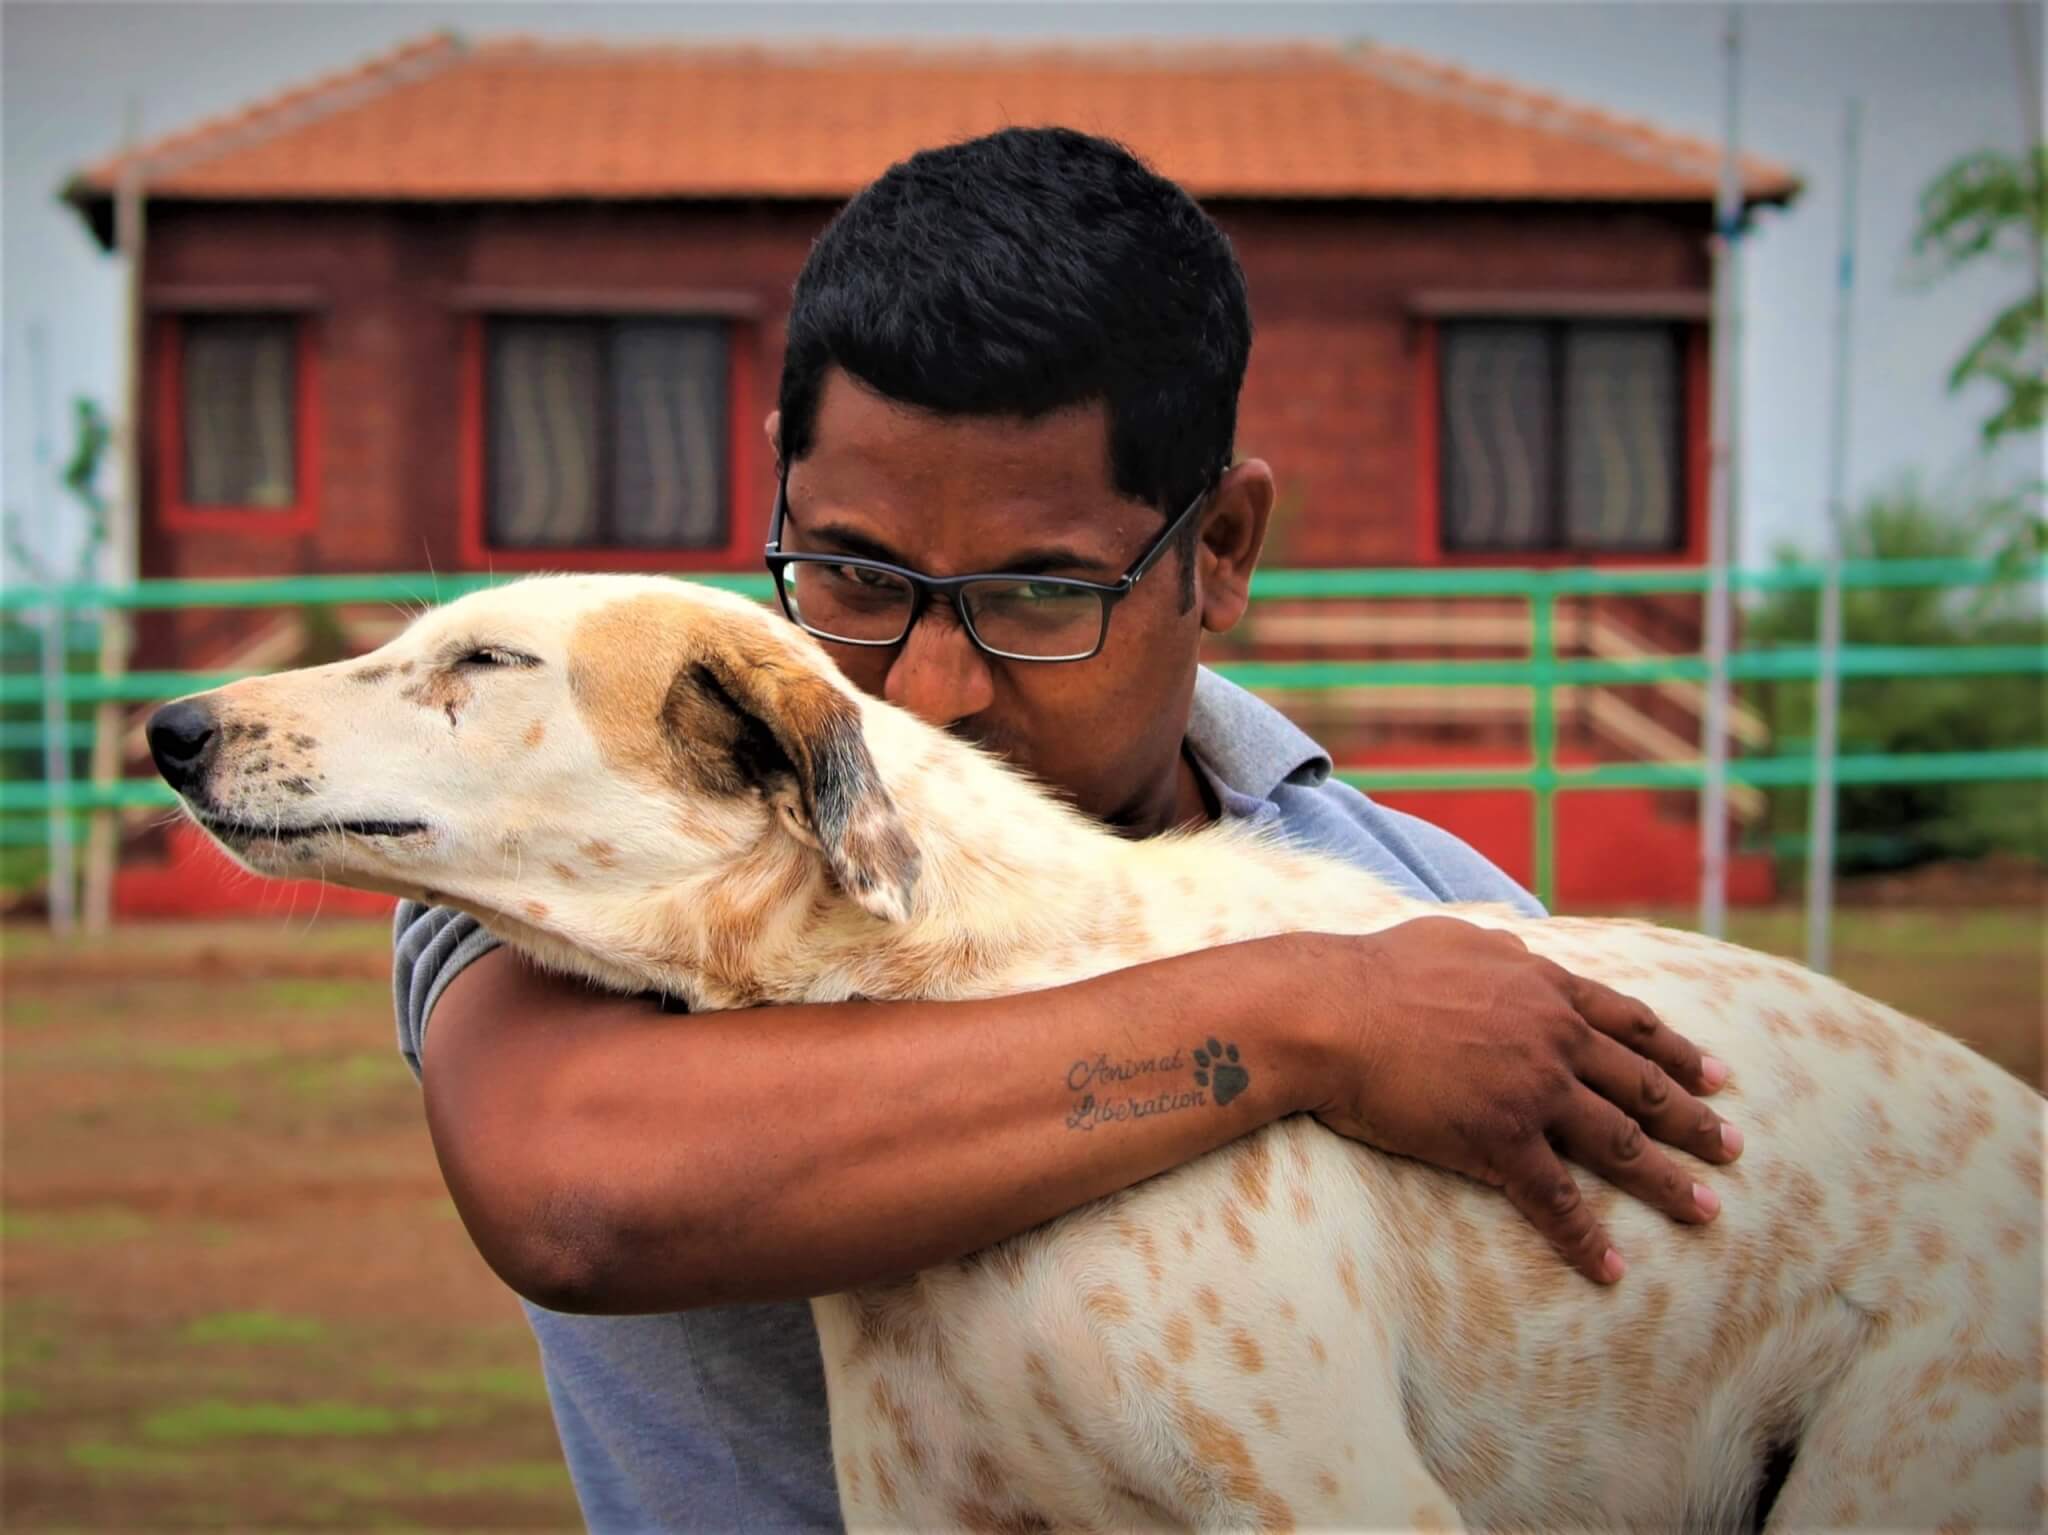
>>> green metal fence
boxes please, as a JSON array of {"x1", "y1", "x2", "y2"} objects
[{"x1": 3, "y1": 559, "x2": 2042, "y2": 912}]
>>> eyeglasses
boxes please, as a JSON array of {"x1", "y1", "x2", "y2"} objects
[{"x1": 763, "y1": 478, "x2": 1211, "y2": 663}]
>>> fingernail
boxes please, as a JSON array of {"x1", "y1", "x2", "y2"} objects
[
  {"x1": 1720, "y1": 1121, "x2": 1744, "y2": 1157},
  {"x1": 1701, "y1": 1056, "x2": 1730, "y2": 1089},
  {"x1": 1602, "y1": 1248, "x2": 1627, "y2": 1282},
  {"x1": 1693, "y1": 1182, "x2": 1721, "y2": 1218}
]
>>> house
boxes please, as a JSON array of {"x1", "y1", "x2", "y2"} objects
[{"x1": 65, "y1": 33, "x2": 1797, "y2": 913}]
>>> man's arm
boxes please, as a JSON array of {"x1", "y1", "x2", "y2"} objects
[{"x1": 419, "y1": 920, "x2": 1735, "y2": 1314}]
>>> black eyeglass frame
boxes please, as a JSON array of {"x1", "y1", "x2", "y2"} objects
[{"x1": 763, "y1": 477, "x2": 1213, "y2": 663}]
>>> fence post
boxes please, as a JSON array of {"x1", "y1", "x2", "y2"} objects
[
  {"x1": 38, "y1": 592, "x2": 76, "y2": 933},
  {"x1": 1530, "y1": 579, "x2": 1558, "y2": 910}
]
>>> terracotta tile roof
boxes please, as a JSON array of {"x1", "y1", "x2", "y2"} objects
[{"x1": 67, "y1": 32, "x2": 1799, "y2": 208}]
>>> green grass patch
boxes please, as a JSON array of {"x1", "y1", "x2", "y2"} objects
[
  {"x1": 0, "y1": 1205, "x2": 150, "y2": 1245},
  {"x1": 283, "y1": 1052, "x2": 401, "y2": 1100},
  {"x1": 139, "y1": 1042, "x2": 283, "y2": 1073},
  {"x1": 411, "y1": 1366, "x2": 550, "y2": 1404},
  {"x1": 140, "y1": 1399, "x2": 444, "y2": 1443},
  {"x1": 420, "y1": 1460, "x2": 572, "y2": 1496},
  {"x1": 181, "y1": 1311, "x2": 327, "y2": 1346},
  {"x1": 4, "y1": 997, "x2": 54, "y2": 1029},
  {"x1": 2, "y1": 1383, "x2": 42, "y2": 1415},
  {"x1": 259, "y1": 978, "x2": 385, "y2": 1011},
  {"x1": 67, "y1": 1440, "x2": 197, "y2": 1478},
  {"x1": 284, "y1": 1453, "x2": 570, "y2": 1502}
]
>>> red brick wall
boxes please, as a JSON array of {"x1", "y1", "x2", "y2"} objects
[{"x1": 136, "y1": 196, "x2": 1713, "y2": 663}]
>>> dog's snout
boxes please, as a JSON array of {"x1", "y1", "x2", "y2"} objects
[{"x1": 147, "y1": 700, "x2": 220, "y2": 793}]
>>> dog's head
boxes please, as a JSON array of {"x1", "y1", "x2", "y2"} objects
[{"x1": 149, "y1": 575, "x2": 922, "y2": 936}]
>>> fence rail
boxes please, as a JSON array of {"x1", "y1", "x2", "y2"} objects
[{"x1": 5, "y1": 560, "x2": 2042, "y2": 911}]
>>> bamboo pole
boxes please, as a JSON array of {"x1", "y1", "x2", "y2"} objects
[
  {"x1": 1806, "y1": 100, "x2": 1863, "y2": 974},
  {"x1": 82, "y1": 110, "x2": 145, "y2": 933},
  {"x1": 1699, "y1": 5, "x2": 1745, "y2": 938}
]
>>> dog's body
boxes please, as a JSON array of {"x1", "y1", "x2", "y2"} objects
[{"x1": 154, "y1": 575, "x2": 2045, "y2": 1532}]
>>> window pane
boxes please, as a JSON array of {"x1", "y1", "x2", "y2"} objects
[
  {"x1": 487, "y1": 322, "x2": 602, "y2": 548},
  {"x1": 182, "y1": 317, "x2": 295, "y2": 507},
  {"x1": 1441, "y1": 324, "x2": 1552, "y2": 552},
  {"x1": 611, "y1": 322, "x2": 729, "y2": 548},
  {"x1": 1562, "y1": 326, "x2": 1683, "y2": 552}
]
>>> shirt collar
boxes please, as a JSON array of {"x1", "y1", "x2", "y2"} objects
[{"x1": 1185, "y1": 665, "x2": 1332, "y2": 807}]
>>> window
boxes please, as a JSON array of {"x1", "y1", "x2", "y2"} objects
[
  {"x1": 179, "y1": 315, "x2": 299, "y2": 509},
  {"x1": 1439, "y1": 320, "x2": 1686, "y2": 555},
  {"x1": 485, "y1": 317, "x2": 730, "y2": 551}
]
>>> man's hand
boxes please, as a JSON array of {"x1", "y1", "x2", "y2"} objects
[{"x1": 1289, "y1": 917, "x2": 1741, "y2": 1284}]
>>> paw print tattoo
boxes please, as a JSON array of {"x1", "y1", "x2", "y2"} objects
[{"x1": 1193, "y1": 1037, "x2": 1250, "y2": 1107}]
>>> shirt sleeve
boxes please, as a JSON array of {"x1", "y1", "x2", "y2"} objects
[
  {"x1": 1289, "y1": 777, "x2": 1547, "y2": 918},
  {"x1": 392, "y1": 900, "x2": 504, "y2": 1081}
]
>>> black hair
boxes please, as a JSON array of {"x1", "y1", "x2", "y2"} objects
[{"x1": 778, "y1": 125, "x2": 1253, "y2": 587}]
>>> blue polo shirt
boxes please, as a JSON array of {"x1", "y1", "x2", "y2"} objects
[{"x1": 392, "y1": 667, "x2": 1538, "y2": 1533}]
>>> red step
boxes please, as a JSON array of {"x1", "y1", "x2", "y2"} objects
[{"x1": 114, "y1": 823, "x2": 397, "y2": 921}]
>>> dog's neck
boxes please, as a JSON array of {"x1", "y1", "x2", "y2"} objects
[{"x1": 642, "y1": 703, "x2": 1186, "y2": 1010}]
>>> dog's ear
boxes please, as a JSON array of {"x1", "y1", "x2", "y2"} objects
[{"x1": 665, "y1": 648, "x2": 921, "y2": 922}]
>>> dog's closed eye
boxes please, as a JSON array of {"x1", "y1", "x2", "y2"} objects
[{"x1": 455, "y1": 646, "x2": 540, "y2": 670}]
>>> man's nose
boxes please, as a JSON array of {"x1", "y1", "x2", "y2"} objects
[{"x1": 882, "y1": 606, "x2": 996, "y2": 728}]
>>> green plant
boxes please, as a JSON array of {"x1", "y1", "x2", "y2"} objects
[{"x1": 1743, "y1": 481, "x2": 2045, "y2": 873}]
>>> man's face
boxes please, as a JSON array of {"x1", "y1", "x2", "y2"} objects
[{"x1": 772, "y1": 370, "x2": 1269, "y2": 832}]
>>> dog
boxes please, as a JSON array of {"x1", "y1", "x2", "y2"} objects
[{"x1": 150, "y1": 573, "x2": 2044, "y2": 1532}]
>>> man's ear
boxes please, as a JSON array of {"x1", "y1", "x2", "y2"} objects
[
  {"x1": 664, "y1": 645, "x2": 920, "y2": 922},
  {"x1": 764, "y1": 409, "x2": 781, "y2": 465},
  {"x1": 1196, "y1": 459, "x2": 1274, "y2": 636}
]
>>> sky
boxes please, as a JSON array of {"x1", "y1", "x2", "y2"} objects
[{"x1": 3, "y1": 0, "x2": 2042, "y2": 581}]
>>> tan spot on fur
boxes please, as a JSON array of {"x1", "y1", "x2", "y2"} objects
[
  {"x1": 1276, "y1": 1298, "x2": 1296, "y2": 1324},
  {"x1": 1290, "y1": 1184, "x2": 1315, "y2": 1223},
  {"x1": 1164, "y1": 1313, "x2": 1195, "y2": 1364},
  {"x1": 1179, "y1": 1228, "x2": 1195, "y2": 1255},
  {"x1": 871, "y1": 1450, "x2": 900, "y2": 1514},
  {"x1": 351, "y1": 663, "x2": 393, "y2": 684},
  {"x1": 1084, "y1": 1284, "x2": 1131, "y2": 1326},
  {"x1": 1135, "y1": 1352, "x2": 1167, "y2": 1390},
  {"x1": 1195, "y1": 1286, "x2": 1223, "y2": 1325},
  {"x1": 1231, "y1": 1132, "x2": 1272, "y2": 1212},
  {"x1": 1336, "y1": 1250, "x2": 1363, "y2": 1311},
  {"x1": 1315, "y1": 1470, "x2": 1340, "y2": 1500},
  {"x1": 1307, "y1": 1334, "x2": 1327, "y2": 1365},
  {"x1": 2010, "y1": 1147, "x2": 2043, "y2": 1200},
  {"x1": 522, "y1": 718, "x2": 546, "y2": 748},
  {"x1": 580, "y1": 839, "x2": 618, "y2": 867},
  {"x1": 1254, "y1": 1397, "x2": 1281, "y2": 1430},
  {"x1": 397, "y1": 659, "x2": 415, "y2": 675},
  {"x1": 1997, "y1": 1223, "x2": 2027, "y2": 1256},
  {"x1": 547, "y1": 861, "x2": 580, "y2": 883},
  {"x1": 521, "y1": 900, "x2": 548, "y2": 922},
  {"x1": 1915, "y1": 1224, "x2": 1951, "y2": 1269},
  {"x1": 1171, "y1": 1390, "x2": 1295, "y2": 1531},
  {"x1": 1221, "y1": 1201, "x2": 1256, "y2": 1258},
  {"x1": 400, "y1": 668, "x2": 474, "y2": 726},
  {"x1": 1228, "y1": 1328, "x2": 1264, "y2": 1373},
  {"x1": 952, "y1": 1500, "x2": 1054, "y2": 1535}
]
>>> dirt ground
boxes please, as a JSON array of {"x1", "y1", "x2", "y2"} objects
[{"x1": 2, "y1": 904, "x2": 2041, "y2": 1532}]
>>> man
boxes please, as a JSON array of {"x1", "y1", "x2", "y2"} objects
[{"x1": 395, "y1": 127, "x2": 1740, "y2": 1532}]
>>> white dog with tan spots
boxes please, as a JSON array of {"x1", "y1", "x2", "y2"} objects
[{"x1": 151, "y1": 574, "x2": 2045, "y2": 1533}]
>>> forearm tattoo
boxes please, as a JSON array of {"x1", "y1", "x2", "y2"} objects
[{"x1": 1063, "y1": 1037, "x2": 1250, "y2": 1131}]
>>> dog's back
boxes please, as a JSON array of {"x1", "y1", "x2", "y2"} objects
[{"x1": 817, "y1": 833, "x2": 2045, "y2": 1533}]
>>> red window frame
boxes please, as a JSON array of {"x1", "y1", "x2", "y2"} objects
[
  {"x1": 1413, "y1": 317, "x2": 1709, "y2": 567},
  {"x1": 458, "y1": 314, "x2": 760, "y2": 573},
  {"x1": 155, "y1": 312, "x2": 322, "y2": 537}
]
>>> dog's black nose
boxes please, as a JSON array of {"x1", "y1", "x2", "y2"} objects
[{"x1": 147, "y1": 700, "x2": 220, "y2": 793}]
